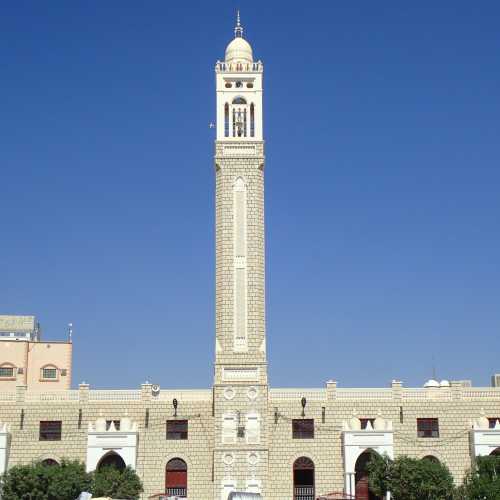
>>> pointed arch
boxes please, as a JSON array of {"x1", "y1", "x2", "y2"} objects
[
  {"x1": 97, "y1": 451, "x2": 126, "y2": 471},
  {"x1": 354, "y1": 450, "x2": 382, "y2": 500}
]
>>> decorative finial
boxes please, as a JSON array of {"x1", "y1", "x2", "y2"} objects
[{"x1": 234, "y1": 10, "x2": 243, "y2": 38}]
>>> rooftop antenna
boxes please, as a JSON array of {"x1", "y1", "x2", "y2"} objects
[
  {"x1": 234, "y1": 10, "x2": 243, "y2": 38},
  {"x1": 432, "y1": 355, "x2": 437, "y2": 380}
]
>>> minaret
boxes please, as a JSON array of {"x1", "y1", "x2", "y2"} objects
[{"x1": 213, "y1": 14, "x2": 268, "y2": 498}]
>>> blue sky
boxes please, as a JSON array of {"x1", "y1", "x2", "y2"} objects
[{"x1": 1, "y1": 1, "x2": 499, "y2": 389}]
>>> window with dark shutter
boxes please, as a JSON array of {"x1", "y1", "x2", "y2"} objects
[
  {"x1": 39, "y1": 421, "x2": 62, "y2": 441},
  {"x1": 292, "y1": 419, "x2": 314, "y2": 439},
  {"x1": 417, "y1": 418, "x2": 439, "y2": 438},
  {"x1": 166, "y1": 420, "x2": 188, "y2": 440}
]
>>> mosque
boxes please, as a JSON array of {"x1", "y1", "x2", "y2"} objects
[{"x1": 1, "y1": 15, "x2": 499, "y2": 500}]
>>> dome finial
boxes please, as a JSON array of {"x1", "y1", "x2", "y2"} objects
[{"x1": 234, "y1": 10, "x2": 243, "y2": 38}]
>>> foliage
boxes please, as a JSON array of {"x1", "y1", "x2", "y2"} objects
[
  {"x1": 456, "y1": 455, "x2": 500, "y2": 500},
  {"x1": 367, "y1": 453, "x2": 455, "y2": 500},
  {"x1": 91, "y1": 465, "x2": 143, "y2": 500},
  {"x1": 0, "y1": 459, "x2": 91, "y2": 500}
]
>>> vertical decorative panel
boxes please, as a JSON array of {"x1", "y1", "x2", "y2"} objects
[{"x1": 233, "y1": 177, "x2": 247, "y2": 351}]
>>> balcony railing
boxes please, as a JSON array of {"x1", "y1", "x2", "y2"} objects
[
  {"x1": 165, "y1": 487, "x2": 187, "y2": 498},
  {"x1": 294, "y1": 486, "x2": 315, "y2": 500}
]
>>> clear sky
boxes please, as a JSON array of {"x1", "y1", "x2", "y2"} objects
[{"x1": 1, "y1": 1, "x2": 499, "y2": 389}]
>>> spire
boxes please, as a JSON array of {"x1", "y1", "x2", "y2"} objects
[{"x1": 234, "y1": 10, "x2": 243, "y2": 38}]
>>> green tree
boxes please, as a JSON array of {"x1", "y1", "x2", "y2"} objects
[
  {"x1": 0, "y1": 462, "x2": 50, "y2": 500},
  {"x1": 367, "y1": 454, "x2": 455, "y2": 500},
  {"x1": 0, "y1": 460, "x2": 91, "y2": 500},
  {"x1": 91, "y1": 465, "x2": 143, "y2": 500},
  {"x1": 45, "y1": 460, "x2": 92, "y2": 500},
  {"x1": 457, "y1": 455, "x2": 500, "y2": 500}
]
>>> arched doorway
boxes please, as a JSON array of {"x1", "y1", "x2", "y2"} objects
[
  {"x1": 97, "y1": 452, "x2": 126, "y2": 471},
  {"x1": 166, "y1": 458, "x2": 187, "y2": 498},
  {"x1": 41, "y1": 458, "x2": 59, "y2": 467},
  {"x1": 293, "y1": 456, "x2": 315, "y2": 500},
  {"x1": 491, "y1": 448, "x2": 500, "y2": 456},
  {"x1": 422, "y1": 455, "x2": 440, "y2": 463},
  {"x1": 355, "y1": 451, "x2": 381, "y2": 500}
]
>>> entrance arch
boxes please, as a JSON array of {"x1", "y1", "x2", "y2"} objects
[
  {"x1": 293, "y1": 456, "x2": 315, "y2": 500},
  {"x1": 422, "y1": 455, "x2": 440, "y2": 463},
  {"x1": 41, "y1": 458, "x2": 59, "y2": 467},
  {"x1": 97, "y1": 451, "x2": 126, "y2": 471},
  {"x1": 165, "y1": 458, "x2": 187, "y2": 498},
  {"x1": 354, "y1": 451, "x2": 381, "y2": 500}
]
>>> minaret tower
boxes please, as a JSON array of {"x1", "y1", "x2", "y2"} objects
[{"x1": 213, "y1": 13, "x2": 268, "y2": 498}]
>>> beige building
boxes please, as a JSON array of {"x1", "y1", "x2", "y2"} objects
[
  {"x1": 0, "y1": 315, "x2": 72, "y2": 392},
  {"x1": 1, "y1": 15, "x2": 499, "y2": 500}
]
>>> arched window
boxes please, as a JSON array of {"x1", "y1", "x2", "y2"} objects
[
  {"x1": 355, "y1": 450, "x2": 382, "y2": 500},
  {"x1": 97, "y1": 452, "x2": 126, "y2": 471},
  {"x1": 293, "y1": 457, "x2": 315, "y2": 500},
  {"x1": 224, "y1": 103, "x2": 229, "y2": 137},
  {"x1": 250, "y1": 103, "x2": 255, "y2": 137},
  {"x1": 40, "y1": 364, "x2": 58, "y2": 381},
  {"x1": 422, "y1": 455, "x2": 440, "y2": 463},
  {"x1": 0, "y1": 363, "x2": 16, "y2": 379},
  {"x1": 166, "y1": 458, "x2": 187, "y2": 498},
  {"x1": 232, "y1": 97, "x2": 247, "y2": 105},
  {"x1": 41, "y1": 458, "x2": 59, "y2": 467}
]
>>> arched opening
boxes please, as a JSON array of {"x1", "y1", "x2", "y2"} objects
[
  {"x1": 224, "y1": 103, "x2": 229, "y2": 137},
  {"x1": 293, "y1": 456, "x2": 315, "y2": 500},
  {"x1": 232, "y1": 96, "x2": 247, "y2": 105},
  {"x1": 355, "y1": 450, "x2": 381, "y2": 500},
  {"x1": 250, "y1": 103, "x2": 255, "y2": 137},
  {"x1": 490, "y1": 448, "x2": 500, "y2": 456},
  {"x1": 422, "y1": 455, "x2": 440, "y2": 463},
  {"x1": 97, "y1": 452, "x2": 126, "y2": 471},
  {"x1": 40, "y1": 458, "x2": 59, "y2": 467},
  {"x1": 166, "y1": 458, "x2": 187, "y2": 498}
]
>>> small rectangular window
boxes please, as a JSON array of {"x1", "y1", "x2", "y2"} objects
[
  {"x1": 39, "y1": 421, "x2": 62, "y2": 441},
  {"x1": 292, "y1": 419, "x2": 314, "y2": 439},
  {"x1": 0, "y1": 366, "x2": 14, "y2": 378},
  {"x1": 417, "y1": 418, "x2": 439, "y2": 438},
  {"x1": 105, "y1": 420, "x2": 121, "y2": 431},
  {"x1": 42, "y1": 367, "x2": 57, "y2": 379},
  {"x1": 166, "y1": 420, "x2": 188, "y2": 440}
]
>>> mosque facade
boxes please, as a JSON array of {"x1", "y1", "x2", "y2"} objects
[{"x1": 1, "y1": 16, "x2": 499, "y2": 500}]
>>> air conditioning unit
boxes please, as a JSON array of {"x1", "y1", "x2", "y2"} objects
[
  {"x1": 151, "y1": 384, "x2": 161, "y2": 396},
  {"x1": 17, "y1": 368, "x2": 24, "y2": 375},
  {"x1": 491, "y1": 374, "x2": 500, "y2": 388}
]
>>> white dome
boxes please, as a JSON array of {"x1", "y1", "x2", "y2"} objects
[
  {"x1": 225, "y1": 36, "x2": 253, "y2": 63},
  {"x1": 424, "y1": 379, "x2": 440, "y2": 388},
  {"x1": 440, "y1": 380, "x2": 450, "y2": 387}
]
